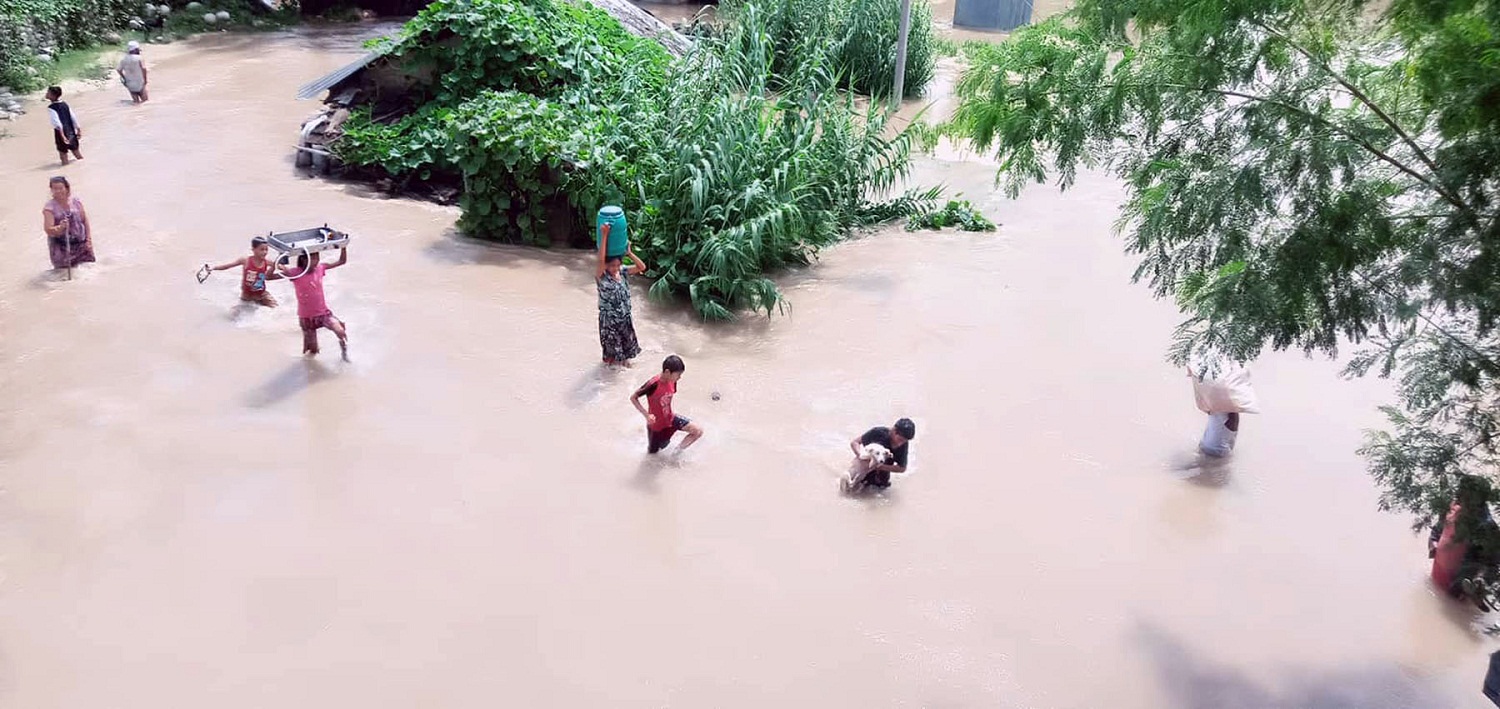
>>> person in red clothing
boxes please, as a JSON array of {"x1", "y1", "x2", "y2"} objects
[
  {"x1": 206, "y1": 236, "x2": 282, "y2": 307},
  {"x1": 279, "y1": 247, "x2": 350, "y2": 360},
  {"x1": 1432, "y1": 500, "x2": 1469, "y2": 592},
  {"x1": 631, "y1": 354, "x2": 704, "y2": 454},
  {"x1": 1429, "y1": 475, "x2": 1500, "y2": 609}
]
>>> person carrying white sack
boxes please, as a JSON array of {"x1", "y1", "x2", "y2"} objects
[{"x1": 1188, "y1": 364, "x2": 1260, "y2": 457}]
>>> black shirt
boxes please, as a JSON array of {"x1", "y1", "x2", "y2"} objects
[
  {"x1": 859, "y1": 426, "x2": 909, "y2": 487},
  {"x1": 50, "y1": 100, "x2": 77, "y2": 138}
]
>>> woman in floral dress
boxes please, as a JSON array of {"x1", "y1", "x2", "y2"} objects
[
  {"x1": 597, "y1": 254, "x2": 645, "y2": 366},
  {"x1": 41, "y1": 176, "x2": 96, "y2": 272}
]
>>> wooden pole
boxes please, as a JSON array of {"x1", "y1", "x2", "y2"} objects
[{"x1": 891, "y1": 0, "x2": 914, "y2": 111}]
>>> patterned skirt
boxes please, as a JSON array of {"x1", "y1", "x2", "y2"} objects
[
  {"x1": 598, "y1": 276, "x2": 641, "y2": 363},
  {"x1": 48, "y1": 236, "x2": 95, "y2": 270}
]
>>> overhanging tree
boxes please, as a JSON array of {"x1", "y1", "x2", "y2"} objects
[{"x1": 946, "y1": 0, "x2": 1500, "y2": 533}]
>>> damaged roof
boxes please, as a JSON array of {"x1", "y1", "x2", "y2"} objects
[{"x1": 296, "y1": 51, "x2": 381, "y2": 101}]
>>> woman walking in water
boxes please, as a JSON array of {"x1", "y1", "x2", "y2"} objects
[
  {"x1": 41, "y1": 176, "x2": 96, "y2": 276},
  {"x1": 116, "y1": 41, "x2": 149, "y2": 103},
  {"x1": 597, "y1": 254, "x2": 645, "y2": 366}
]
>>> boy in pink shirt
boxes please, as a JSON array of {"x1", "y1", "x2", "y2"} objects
[{"x1": 280, "y1": 246, "x2": 349, "y2": 359}]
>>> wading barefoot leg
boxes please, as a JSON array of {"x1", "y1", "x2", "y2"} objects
[
  {"x1": 676, "y1": 422, "x2": 704, "y2": 452},
  {"x1": 329, "y1": 318, "x2": 350, "y2": 362}
]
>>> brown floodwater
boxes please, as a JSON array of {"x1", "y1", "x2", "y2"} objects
[{"x1": 1, "y1": 22, "x2": 1496, "y2": 709}]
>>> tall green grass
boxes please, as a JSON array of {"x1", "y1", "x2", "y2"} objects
[
  {"x1": 337, "y1": 0, "x2": 932, "y2": 319},
  {"x1": 630, "y1": 2, "x2": 925, "y2": 317},
  {"x1": 727, "y1": 0, "x2": 937, "y2": 100}
]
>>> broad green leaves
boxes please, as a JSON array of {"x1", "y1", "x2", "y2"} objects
[{"x1": 335, "y1": 0, "x2": 930, "y2": 320}]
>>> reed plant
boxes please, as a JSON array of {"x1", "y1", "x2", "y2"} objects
[
  {"x1": 726, "y1": 0, "x2": 937, "y2": 100},
  {"x1": 630, "y1": 2, "x2": 925, "y2": 317}
]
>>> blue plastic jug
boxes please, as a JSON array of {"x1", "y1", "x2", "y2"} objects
[{"x1": 597, "y1": 206, "x2": 628, "y2": 258}]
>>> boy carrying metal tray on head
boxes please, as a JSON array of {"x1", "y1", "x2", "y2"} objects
[
  {"x1": 239, "y1": 226, "x2": 352, "y2": 360},
  {"x1": 280, "y1": 243, "x2": 350, "y2": 360}
]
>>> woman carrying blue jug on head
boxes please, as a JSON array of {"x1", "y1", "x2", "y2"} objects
[{"x1": 595, "y1": 205, "x2": 648, "y2": 367}]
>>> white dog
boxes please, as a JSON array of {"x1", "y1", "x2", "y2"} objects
[{"x1": 843, "y1": 443, "x2": 892, "y2": 493}]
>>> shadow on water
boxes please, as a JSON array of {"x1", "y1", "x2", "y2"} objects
[
  {"x1": 1133, "y1": 623, "x2": 1453, "y2": 709},
  {"x1": 1169, "y1": 449, "x2": 1234, "y2": 488},
  {"x1": 1428, "y1": 582, "x2": 1490, "y2": 635},
  {"x1": 326, "y1": 176, "x2": 409, "y2": 202},
  {"x1": 630, "y1": 455, "x2": 666, "y2": 494},
  {"x1": 778, "y1": 263, "x2": 902, "y2": 298},
  {"x1": 244, "y1": 357, "x2": 337, "y2": 408},
  {"x1": 565, "y1": 363, "x2": 625, "y2": 410},
  {"x1": 226, "y1": 301, "x2": 266, "y2": 322},
  {"x1": 628, "y1": 452, "x2": 701, "y2": 494},
  {"x1": 421, "y1": 228, "x2": 587, "y2": 269},
  {"x1": 27, "y1": 270, "x2": 72, "y2": 289}
]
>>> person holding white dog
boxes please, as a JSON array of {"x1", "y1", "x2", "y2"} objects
[{"x1": 848, "y1": 418, "x2": 915, "y2": 491}]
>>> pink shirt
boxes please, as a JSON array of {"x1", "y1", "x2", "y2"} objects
[{"x1": 290, "y1": 263, "x2": 330, "y2": 318}]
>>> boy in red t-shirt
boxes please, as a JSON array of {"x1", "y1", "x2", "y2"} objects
[
  {"x1": 206, "y1": 236, "x2": 282, "y2": 307},
  {"x1": 631, "y1": 354, "x2": 705, "y2": 454}
]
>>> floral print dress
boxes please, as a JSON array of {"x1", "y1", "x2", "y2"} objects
[
  {"x1": 597, "y1": 271, "x2": 641, "y2": 364},
  {"x1": 44, "y1": 197, "x2": 95, "y2": 269}
]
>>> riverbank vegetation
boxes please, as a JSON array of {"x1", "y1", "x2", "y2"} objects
[
  {"x1": 946, "y1": 0, "x2": 1500, "y2": 602},
  {"x1": 0, "y1": 0, "x2": 295, "y2": 92},
  {"x1": 337, "y1": 0, "x2": 933, "y2": 319}
]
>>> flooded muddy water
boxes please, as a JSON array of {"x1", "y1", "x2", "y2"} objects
[{"x1": 1, "y1": 22, "x2": 1496, "y2": 709}]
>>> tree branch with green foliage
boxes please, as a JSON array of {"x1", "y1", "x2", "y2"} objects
[{"x1": 944, "y1": 0, "x2": 1500, "y2": 560}]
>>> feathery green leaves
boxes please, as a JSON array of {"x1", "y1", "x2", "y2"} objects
[{"x1": 945, "y1": 0, "x2": 1500, "y2": 537}]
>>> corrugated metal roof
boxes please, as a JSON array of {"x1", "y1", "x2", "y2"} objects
[{"x1": 296, "y1": 51, "x2": 381, "y2": 100}]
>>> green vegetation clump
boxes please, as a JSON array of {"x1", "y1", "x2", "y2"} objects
[
  {"x1": 907, "y1": 200, "x2": 995, "y2": 232},
  {"x1": 337, "y1": 0, "x2": 931, "y2": 319},
  {"x1": 0, "y1": 0, "x2": 295, "y2": 91},
  {"x1": 1, "y1": 0, "x2": 135, "y2": 90},
  {"x1": 733, "y1": 0, "x2": 937, "y2": 99}
]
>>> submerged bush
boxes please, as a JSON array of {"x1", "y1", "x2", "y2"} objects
[
  {"x1": 337, "y1": 0, "x2": 930, "y2": 319},
  {"x1": 907, "y1": 200, "x2": 996, "y2": 232}
]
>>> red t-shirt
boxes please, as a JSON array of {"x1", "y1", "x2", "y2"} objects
[
  {"x1": 242, "y1": 256, "x2": 273, "y2": 296},
  {"x1": 635, "y1": 375, "x2": 676, "y2": 431}
]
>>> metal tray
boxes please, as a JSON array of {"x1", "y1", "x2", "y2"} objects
[{"x1": 265, "y1": 225, "x2": 349, "y2": 255}]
